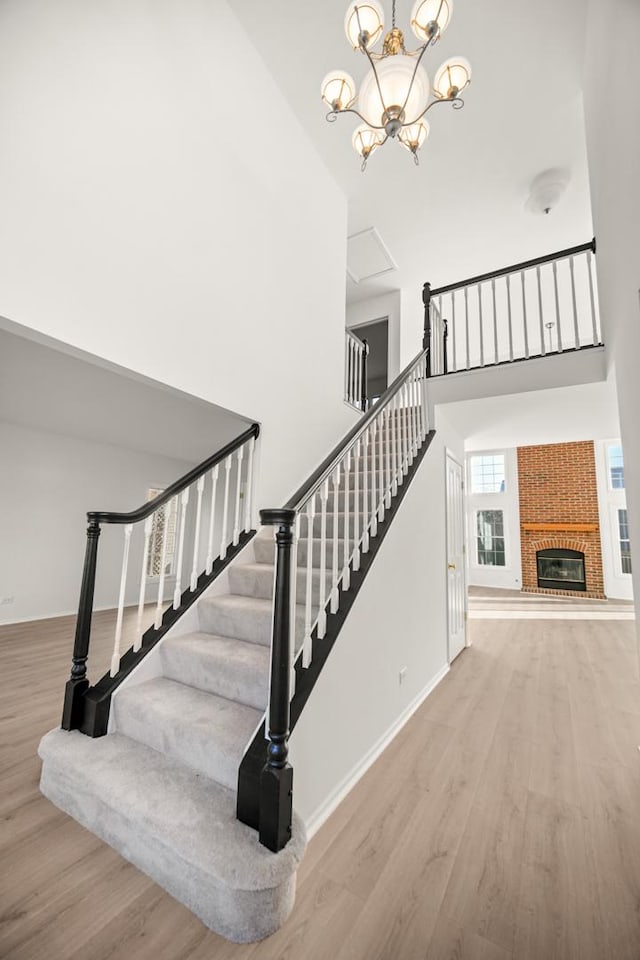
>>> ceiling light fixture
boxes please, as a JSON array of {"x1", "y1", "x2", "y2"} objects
[{"x1": 321, "y1": 0, "x2": 471, "y2": 170}]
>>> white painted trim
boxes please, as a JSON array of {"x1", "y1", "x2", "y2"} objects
[{"x1": 304, "y1": 662, "x2": 450, "y2": 839}]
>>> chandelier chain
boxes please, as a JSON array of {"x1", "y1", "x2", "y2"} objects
[{"x1": 392, "y1": 0, "x2": 396, "y2": 29}]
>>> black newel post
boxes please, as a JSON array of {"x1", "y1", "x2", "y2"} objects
[
  {"x1": 361, "y1": 338, "x2": 369, "y2": 412},
  {"x1": 62, "y1": 517, "x2": 101, "y2": 730},
  {"x1": 442, "y1": 318, "x2": 449, "y2": 375},
  {"x1": 422, "y1": 282, "x2": 432, "y2": 376},
  {"x1": 258, "y1": 508, "x2": 296, "y2": 852}
]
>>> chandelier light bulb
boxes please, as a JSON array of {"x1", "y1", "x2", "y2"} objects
[
  {"x1": 344, "y1": 2, "x2": 385, "y2": 50},
  {"x1": 410, "y1": 0, "x2": 453, "y2": 42},
  {"x1": 433, "y1": 56, "x2": 471, "y2": 99},
  {"x1": 359, "y1": 56, "x2": 431, "y2": 135},
  {"x1": 320, "y1": 70, "x2": 356, "y2": 111},
  {"x1": 352, "y1": 124, "x2": 384, "y2": 160},
  {"x1": 398, "y1": 119, "x2": 430, "y2": 155}
]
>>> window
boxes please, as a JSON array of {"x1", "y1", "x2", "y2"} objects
[
  {"x1": 608, "y1": 444, "x2": 625, "y2": 489},
  {"x1": 618, "y1": 508, "x2": 632, "y2": 574},
  {"x1": 476, "y1": 510, "x2": 506, "y2": 566},
  {"x1": 470, "y1": 454, "x2": 506, "y2": 494},
  {"x1": 147, "y1": 488, "x2": 177, "y2": 578}
]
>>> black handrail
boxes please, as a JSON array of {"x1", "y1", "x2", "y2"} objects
[
  {"x1": 284, "y1": 346, "x2": 428, "y2": 512},
  {"x1": 429, "y1": 238, "x2": 596, "y2": 297},
  {"x1": 89, "y1": 423, "x2": 260, "y2": 524}
]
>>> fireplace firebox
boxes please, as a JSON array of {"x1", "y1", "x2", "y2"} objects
[{"x1": 536, "y1": 548, "x2": 586, "y2": 592}]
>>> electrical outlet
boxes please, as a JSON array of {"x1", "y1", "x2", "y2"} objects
[
  {"x1": 399, "y1": 667, "x2": 407, "y2": 685},
  {"x1": 0, "y1": 596, "x2": 14, "y2": 605}
]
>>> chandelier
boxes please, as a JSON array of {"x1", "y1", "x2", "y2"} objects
[{"x1": 320, "y1": 0, "x2": 471, "y2": 170}]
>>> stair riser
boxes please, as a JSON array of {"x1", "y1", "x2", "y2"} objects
[
  {"x1": 254, "y1": 533, "x2": 368, "y2": 568},
  {"x1": 229, "y1": 565, "x2": 333, "y2": 604},
  {"x1": 199, "y1": 598, "x2": 306, "y2": 647}
]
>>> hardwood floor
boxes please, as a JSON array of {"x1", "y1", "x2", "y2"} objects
[{"x1": 2, "y1": 604, "x2": 640, "y2": 958}]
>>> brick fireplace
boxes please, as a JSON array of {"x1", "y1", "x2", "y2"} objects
[{"x1": 517, "y1": 441, "x2": 605, "y2": 598}]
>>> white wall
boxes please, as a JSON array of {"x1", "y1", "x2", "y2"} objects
[
  {"x1": 583, "y1": 0, "x2": 640, "y2": 616},
  {"x1": 0, "y1": 420, "x2": 198, "y2": 623},
  {"x1": 466, "y1": 448, "x2": 522, "y2": 591},
  {"x1": 0, "y1": 0, "x2": 354, "y2": 516},
  {"x1": 289, "y1": 406, "x2": 464, "y2": 830}
]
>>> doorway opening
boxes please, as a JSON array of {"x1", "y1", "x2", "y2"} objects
[{"x1": 352, "y1": 317, "x2": 388, "y2": 405}]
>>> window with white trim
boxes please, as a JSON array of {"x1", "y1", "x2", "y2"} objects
[
  {"x1": 618, "y1": 508, "x2": 632, "y2": 575},
  {"x1": 607, "y1": 443, "x2": 625, "y2": 490},
  {"x1": 476, "y1": 509, "x2": 506, "y2": 566},
  {"x1": 470, "y1": 454, "x2": 506, "y2": 494},
  {"x1": 147, "y1": 488, "x2": 177, "y2": 578}
]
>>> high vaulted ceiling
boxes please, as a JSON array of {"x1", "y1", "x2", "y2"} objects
[{"x1": 231, "y1": 0, "x2": 593, "y2": 304}]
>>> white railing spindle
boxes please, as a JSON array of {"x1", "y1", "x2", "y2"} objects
[
  {"x1": 506, "y1": 274, "x2": 514, "y2": 361},
  {"x1": 521, "y1": 270, "x2": 530, "y2": 359},
  {"x1": 378, "y1": 411, "x2": 385, "y2": 522},
  {"x1": 173, "y1": 488, "x2": 190, "y2": 610},
  {"x1": 134, "y1": 515, "x2": 153, "y2": 652},
  {"x1": 536, "y1": 265, "x2": 545, "y2": 356},
  {"x1": 155, "y1": 496, "x2": 175, "y2": 629},
  {"x1": 317, "y1": 479, "x2": 329, "y2": 639},
  {"x1": 370, "y1": 422, "x2": 378, "y2": 536},
  {"x1": 353, "y1": 438, "x2": 361, "y2": 571},
  {"x1": 391, "y1": 394, "x2": 399, "y2": 497},
  {"x1": 569, "y1": 256, "x2": 580, "y2": 349},
  {"x1": 477, "y1": 285, "x2": 484, "y2": 368},
  {"x1": 302, "y1": 495, "x2": 315, "y2": 668},
  {"x1": 553, "y1": 260, "x2": 563, "y2": 352},
  {"x1": 342, "y1": 451, "x2": 351, "y2": 591},
  {"x1": 330, "y1": 464, "x2": 341, "y2": 613},
  {"x1": 190, "y1": 475, "x2": 205, "y2": 592},
  {"x1": 362, "y1": 426, "x2": 370, "y2": 553},
  {"x1": 220, "y1": 455, "x2": 232, "y2": 559},
  {"x1": 464, "y1": 286, "x2": 470, "y2": 369},
  {"x1": 205, "y1": 465, "x2": 219, "y2": 575},
  {"x1": 587, "y1": 250, "x2": 598, "y2": 345},
  {"x1": 232, "y1": 446, "x2": 244, "y2": 546},
  {"x1": 244, "y1": 436, "x2": 255, "y2": 533},
  {"x1": 110, "y1": 523, "x2": 133, "y2": 677}
]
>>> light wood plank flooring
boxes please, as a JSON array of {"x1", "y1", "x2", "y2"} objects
[{"x1": 2, "y1": 603, "x2": 640, "y2": 959}]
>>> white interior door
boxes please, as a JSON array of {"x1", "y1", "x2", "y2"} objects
[{"x1": 446, "y1": 451, "x2": 467, "y2": 662}]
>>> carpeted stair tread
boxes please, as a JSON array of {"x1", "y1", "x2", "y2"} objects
[
  {"x1": 113, "y1": 677, "x2": 261, "y2": 790},
  {"x1": 198, "y1": 594, "x2": 306, "y2": 647},
  {"x1": 160, "y1": 632, "x2": 270, "y2": 711},
  {"x1": 39, "y1": 728, "x2": 305, "y2": 941}
]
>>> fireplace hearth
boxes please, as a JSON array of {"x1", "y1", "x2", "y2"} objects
[{"x1": 537, "y1": 548, "x2": 586, "y2": 592}]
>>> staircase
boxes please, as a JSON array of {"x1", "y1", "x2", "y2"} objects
[{"x1": 39, "y1": 348, "x2": 433, "y2": 942}]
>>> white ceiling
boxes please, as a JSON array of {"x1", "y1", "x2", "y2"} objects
[{"x1": 231, "y1": 0, "x2": 593, "y2": 304}]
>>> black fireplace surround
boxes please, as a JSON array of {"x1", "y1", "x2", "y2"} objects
[{"x1": 536, "y1": 548, "x2": 587, "y2": 592}]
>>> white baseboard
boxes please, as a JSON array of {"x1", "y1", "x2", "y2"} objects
[{"x1": 304, "y1": 662, "x2": 450, "y2": 840}]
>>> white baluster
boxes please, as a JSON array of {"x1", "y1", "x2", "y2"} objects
[
  {"x1": 477, "y1": 284, "x2": 484, "y2": 368},
  {"x1": 506, "y1": 274, "x2": 514, "y2": 361},
  {"x1": 220, "y1": 455, "x2": 232, "y2": 559},
  {"x1": 342, "y1": 451, "x2": 351, "y2": 591},
  {"x1": 414, "y1": 368, "x2": 424, "y2": 445},
  {"x1": 421, "y1": 355, "x2": 429, "y2": 435},
  {"x1": 521, "y1": 270, "x2": 530, "y2": 359},
  {"x1": 330, "y1": 464, "x2": 341, "y2": 613},
  {"x1": 406, "y1": 383, "x2": 415, "y2": 467},
  {"x1": 451, "y1": 291, "x2": 457, "y2": 372},
  {"x1": 536, "y1": 265, "x2": 545, "y2": 356},
  {"x1": 318, "y1": 479, "x2": 329, "y2": 639},
  {"x1": 111, "y1": 523, "x2": 133, "y2": 677},
  {"x1": 411, "y1": 374, "x2": 419, "y2": 455},
  {"x1": 492, "y1": 279, "x2": 499, "y2": 364},
  {"x1": 391, "y1": 394, "x2": 399, "y2": 497},
  {"x1": 134, "y1": 515, "x2": 153, "y2": 651},
  {"x1": 344, "y1": 335, "x2": 349, "y2": 401},
  {"x1": 385, "y1": 407, "x2": 392, "y2": 506},
  {"x1": 553, "y1": 260, "x2": 563, "y2": 352},
  {"x1": 464, "y1": 286, "x2": 470, "y2": 369},
  {"x1": 355, "y1": 341, "x2": 362, "y2": 407},
  {"x1": 173, "y1": 487, "x2": 190, "y2": 609},
  {"x1": 362, "y1": 426, "x2": 370, "y2": 554},
  {"x1": 289, "y1": 515, "x2": 300, "y2": 699},
  {"x1": 205, "y1": 465, "x2": 219, "y2": 575},
  {"x1": 569, "y1": 256, "x2": 579, "y2": 349},
  {"x1": 244, "y1": 437, "x2": 255, "y2": 533},
  {"x1": 587, "y1": 250, "x2": 599, "y2": 345},
  {"x1": 154, "y1": 497, "x2": 175, "y2": 629},
  {"x1": 232, "y1": 446, "x2": 244, "y2": 546},
  {"x1": 370, "y1": 422, "x2": 378, "y2": 536},
  {"x1": 401, "y1": 384, "x2": 410, "y2": 477},
  {"x1": 302, "y1": 495, "x2": 315, "y2": 668},
  {"x1": 353, "y1": 438, "x2": 361, "y2": 571},
  {"x1": 189, "y1": 475, "x2": 205, "y2": 592},
  {"x1": 378, "y1": 410, "x2": 385, "y2": 522}
]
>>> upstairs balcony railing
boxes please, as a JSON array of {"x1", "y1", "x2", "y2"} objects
[
  {"x1": 422, "y1": 239, "x2": 601, "y2": 376},
  {"x1": 344, "y1": 328, "x2": 368, "y2": 411}
]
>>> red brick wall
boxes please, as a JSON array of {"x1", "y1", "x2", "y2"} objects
[{"x1": 517, "y1": 441, "x2": 605, "y2": 598}]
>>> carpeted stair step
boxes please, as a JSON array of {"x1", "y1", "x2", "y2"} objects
[
  {"x1": 229, "y1": 563, "x2": 333, "y2": 605},
  {"x1": 198, "y1": 594, "x2": 306, "y2": 647},
  {"x1": 160, "y1": 632, "x2": 270, "y2": 711},
  {"x1": 253, "y1": 533, "x2": 355, "y2": 567},
  {"x1": 39, "y1": 729, "x2": 305, "y2": 942},
  {"x1": 112, "y1": 677, "x2": 261, "y2": 790}
]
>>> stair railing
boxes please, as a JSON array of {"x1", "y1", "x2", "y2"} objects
[
  {"x1": 62, "y1": 422, "x2": 259, "y2": 737},
  {"x1": 252, "y1": 347, "x2": 430, "y2": 851},
  {"x1": 344, "y1": 328, "x2": 369, "y2": 411},
  {"x1": 423, "y1": 238, "x2": 601, "y2": 376}
]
